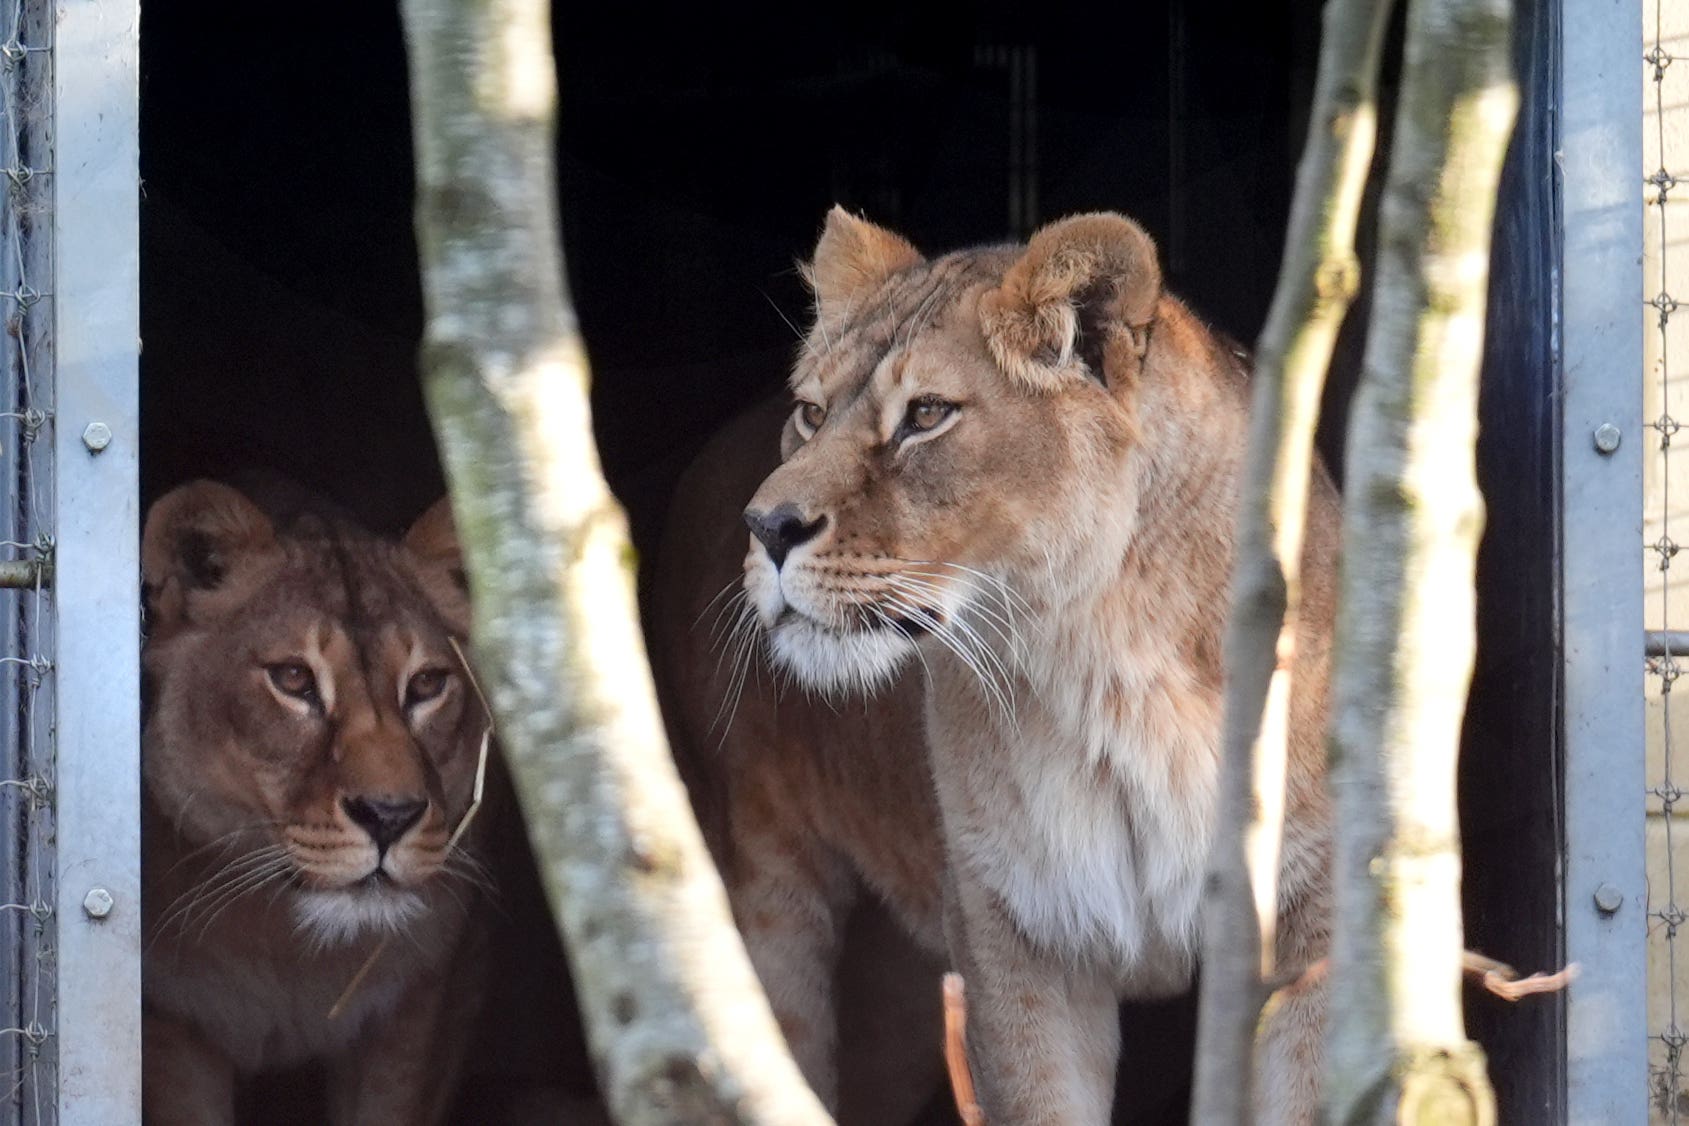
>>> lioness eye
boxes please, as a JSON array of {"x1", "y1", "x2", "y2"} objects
[
  {"x1": 796, "y1": 401, "x2": 826, "y2": 435},
  {"x1": 267, "y1": 662, "x2": 318, "y2": 702},
  {"x1": 905, "y1": 396, "x2": 955, "y2": 433},
  {"x1": 405, "y1": 668, "x2": 451, "y2": 708}
]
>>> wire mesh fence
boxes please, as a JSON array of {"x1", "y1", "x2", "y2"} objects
[
  {"x1": 0, "y1": 0, "x2": 53, "y2": 1120},
  {"x1": 1646, "y1": 1, "x2": 1689, "y2": 1120}
]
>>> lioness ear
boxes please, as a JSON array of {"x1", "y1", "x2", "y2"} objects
[
  {"x1": 403, "y1": 496, "x2": 471, "y2": 637},
  {"x1": 802, "y1": 206, "x2": 923, "y2": 317},
  {"x1": 141, "y1": 481, "x2": 276, "y2": 632},
  {"x1": 979, "y1": 212, "x2": 1162, "y2": 392}
]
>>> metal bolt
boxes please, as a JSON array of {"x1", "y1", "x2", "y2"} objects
[
  {"x1": 80, "y1": 422, "x2": 111, "y2": 453},
  {"x1": 1593, "y1": 423, "x2": 1622, "y2": 454},
  {"x1": 81, "y1": 887, "x2": 113, "y2": 919},
  {"x1": 1593, "y1": 883, "x2": 1624, "y2": 915}
]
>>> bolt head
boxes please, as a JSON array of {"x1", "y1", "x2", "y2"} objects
[
  {"x1": 1593, "y1": 883, "x2": 1624, "y2": 915},
  {"x1": 1593, "y1": 423, "x2": 1622, "y2": 454},
  {"x1": 82, "y1": 887, "x2": 113, "y2": 919},
  {"x1": 81, "y1": 422, "x2": 111, "y2": 453}
]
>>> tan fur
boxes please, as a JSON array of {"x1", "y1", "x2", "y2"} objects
[
  {"x1": 726, "y1": 210, "x2": 1338, "y2": 1124},
  {"x1": 141, "y1": 483, "x2": 490, "y2": 1126},
  {"x1": 650, "y1": 399, "x2": 949, "y2": 1125},
  {"x1": 978, "y1": 213, "x2": 1160, "y2": 393},
  {"x1": 804, "y1": 205, "x2": 925, "y2": 321}
]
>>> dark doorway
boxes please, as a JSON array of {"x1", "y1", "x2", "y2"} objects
[{"x1": 137, "y1": 0, "x2": 1562, "y2": 1121}]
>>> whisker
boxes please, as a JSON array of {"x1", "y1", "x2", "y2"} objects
[
  {"x1": 709, "y1": 604, "x2": 749, "y2": 725},
  {"x1": 431, "y1": 871, "x2": 474, "y2": 917},
  {"x1": 708, "y1": 587, "x2": 752, "y2": 647},
  {"x1": 709, "y1": 596, "x2": 764, "y2": 742},
  {"x1": 263, "y1": 869, "x2": 299, "y2": 913},
  {"x1": 710, "y1": 600, "x2": 762, "y2": 739},
  {"x1": 193, "y1": 861, "x2": 294, "y2": 942},
  {"x1": 917, "y1": 566, "x2": 1037, "y2": 664},
  {"x1": 718, "y1": 611, "x2": 763, "y2": 742},
  {"x1": 887, "y1": 574, "x2": 1023, "y2": 660},
  {"x1": 159, "y1": 821, "x2": 288, "y2": 879},
  {"x1": 882, "y1": 593, "x2": 1017, "y2": 728},
  {"x1": 933, "y1": 625, "x2": 1016, "y2": 724},
  {"x1": 869, "y1": 603, "x2": 937, "y2": 685},
  {"x1": 441, "y1": 854, "x2": 498, "y2": 898},
  {"x1": 443, "y1": 847, "x2": 496, "y2": 884},
  {"x1": 446, "y1": 864, "x2": 516, "y2": 926},
  {"x1": 709, "y1": 591, "x2": 752, "y2": 681},
  {"x1": 708, "y1": 590, "x2": 756, "y2": 686},
  {"x1": 150, "y1": 847, "x2": 292, "y2": 953},
  {"x1": 897, "y1": 582, "x2": 1018, "y2": 682},
  {"x1": 152, "y1": 845, "x2": 291, "y2": 943},
  {"x1": 905, "y1": 560, "x2": 1036, "y2": 618},
  {"x1": 761, "y1": 290, "x2": 820, "y2": 357},
  {"x1": 695, "y1": 574, "x2": 747, "y2": 634},
  {"x1": 886, "y1": 569, "x2": 1025, "y2": 664}
]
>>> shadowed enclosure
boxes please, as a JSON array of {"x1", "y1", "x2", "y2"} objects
[{"x1": 136, "y1": 0, "x2": 1562, "y2": 1121}]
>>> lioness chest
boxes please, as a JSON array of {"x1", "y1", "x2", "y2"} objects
[
  {"x1": 926, "y1": 634, "x2": 1221, "y2": 992},
  {"x1": 142, "y1": 895, "x2": 444, "y2": 1073}
]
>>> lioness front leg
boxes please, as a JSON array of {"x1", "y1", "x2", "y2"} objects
[
  {"x1": 1253, "y1": 951, "x2": 1325, "y2": 1125},
  {"x1": 948, "y1": 874, "x2": 1119, "y2": 1126},
  {"x1": 143, "y1": 1012, "x2": 236, "y2": 1126},
  {"x1": 726, "y1": 810, "x2": 855, "y2": 1111}
]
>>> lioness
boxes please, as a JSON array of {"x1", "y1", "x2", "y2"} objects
[
  {"x1": 653, "y1": 396, "x2": 1200, "y2": 1124},
  {"x1": 737, "y1": 208, "x2": 1338, "y2": 1123},
  {"x1": 140, "y1": 481, "x2": 489, "y2": 1124}
]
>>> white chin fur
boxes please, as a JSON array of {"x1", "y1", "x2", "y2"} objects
[
  {"x1": 767, "y1": 615, "x2": 914, "y2": 696},
  {"x1": 745, "y1": 545, "x2": 917, "y2": 695},
  {"x1": 292, "y1": 887, "x2": 425, "y2": 948}
]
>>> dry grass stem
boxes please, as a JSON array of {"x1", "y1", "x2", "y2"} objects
[{"x1": 943, "y1": 973, "x2": 986, "y2": 1126}]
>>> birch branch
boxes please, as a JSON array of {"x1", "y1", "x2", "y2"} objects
[
  {"x1": 397, "y1": 2, "x2": 831, "y2": 1122},
  {"x1": 1321, "y1": 0, "x2": 1517, "y2": 1121},
  {"x1": 1194, "y1": 1, "x2": 1396, "y2": 1120}
]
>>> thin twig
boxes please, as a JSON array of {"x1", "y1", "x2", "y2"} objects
[
  {"x1": 1459, "y1": 951, "x2": 1580, "y2": 1003},
  {"x1": 943, "y1": 973, "x2": 986, "y2": 1126},
  {"x1": 1255, "y1": 948, "x2": 1575, "y2": 1046}
]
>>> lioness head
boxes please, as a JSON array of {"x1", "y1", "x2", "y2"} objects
[
  {"x1": 744, "y1": 208, "x2": 1231, "y2": 695},
  {"x1": 142, "y1": 483, "x2": 482, "y2": 945}
]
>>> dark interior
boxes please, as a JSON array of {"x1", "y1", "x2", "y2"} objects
[
  {"x1": 138, "y1": 0, "x2": 1563, "y2": 1121},
  {"x1": 139, "y1": 1, "x2": 1335, "y2": 543}
]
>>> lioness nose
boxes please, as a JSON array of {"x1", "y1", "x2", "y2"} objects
[
  {"x1": 342, "y1": 794, "x2": 428, "y2": 852},
  {"x1": 744, "y1": 504, "x2": 826, "y2": 568}
]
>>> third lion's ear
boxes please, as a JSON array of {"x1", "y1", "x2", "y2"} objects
[
  {"x1": 141, "y1": 480, "x2": 276, "y2": 634},
  {"x1": 978, "y1": 212, "x2": 1162, "y2": 392},
  {"x1": 403, "y1": 495, "x2": 471, "y2": 638}
]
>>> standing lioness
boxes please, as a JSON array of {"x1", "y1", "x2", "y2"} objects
[{"x1": 742, "y1": 208, "x2": 1338, "y2": 1123}]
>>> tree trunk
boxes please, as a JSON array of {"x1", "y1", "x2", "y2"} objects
[
  {"x1": 1194, "y1": 1, "x2": 1395, "y2": 1120},
  {"x1": 1321, "y1": 0, "x2": 1516, "y2": 1122},
  {"x1": 397, "y1": 2, "x2": 832, "y2": 1123}
]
